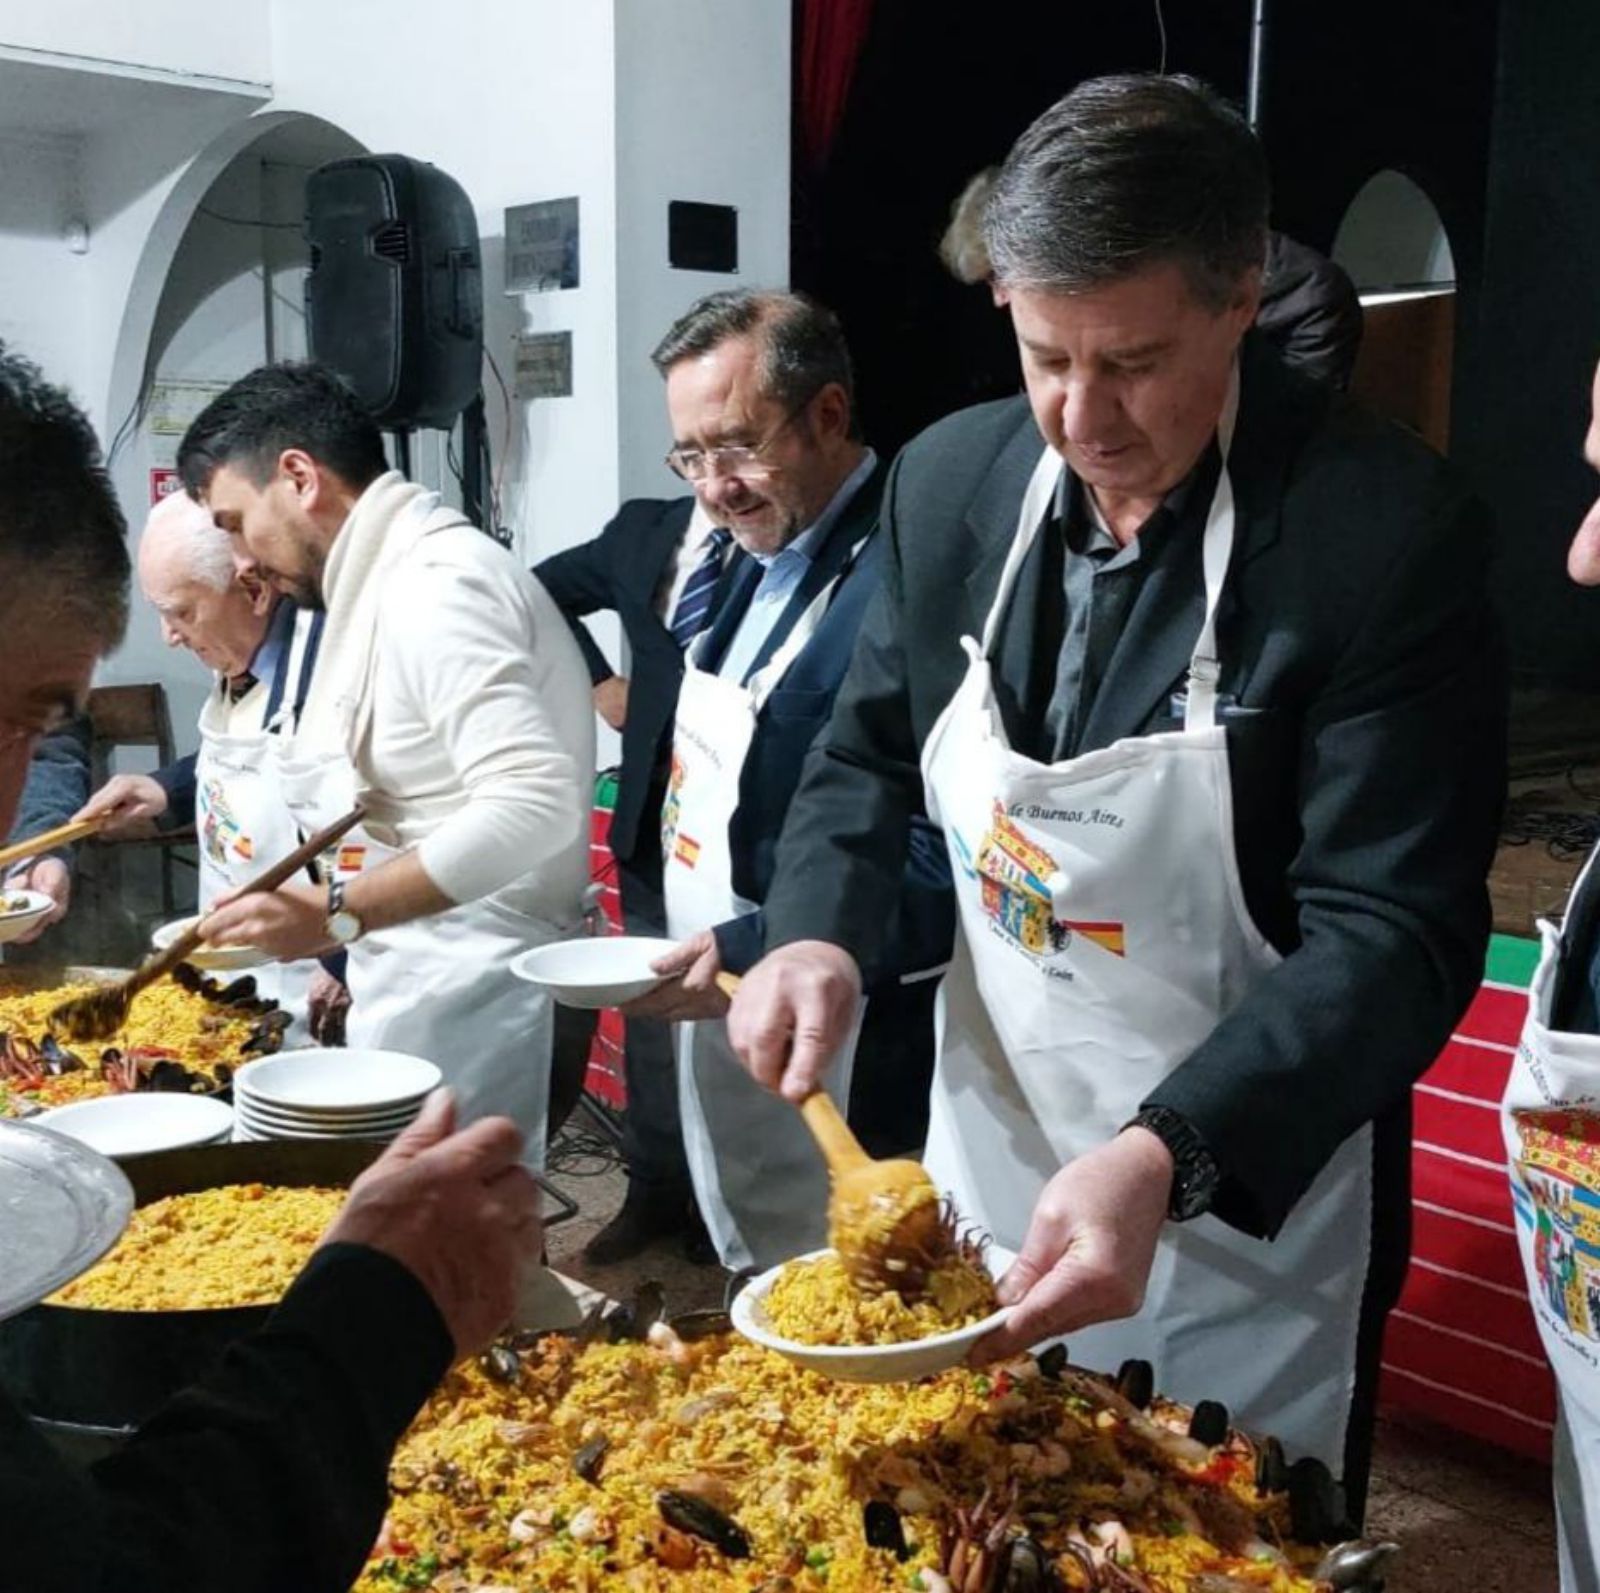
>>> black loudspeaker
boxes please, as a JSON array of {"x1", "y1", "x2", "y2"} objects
[{"x1": 304, "y1": 154, "x2": 482, "y2": 431}]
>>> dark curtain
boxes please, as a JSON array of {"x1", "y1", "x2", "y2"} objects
[{"x1": 797, "y1": 0, "x2": 876, "y2": 177}]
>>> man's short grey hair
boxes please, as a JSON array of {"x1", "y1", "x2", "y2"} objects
[
  {"x1": 650, "y1": 289, "x2": 859, "y2": 437},
  {"x1": 984, "y1": 73, "x2": 1269, "y2": 310},
  {"x1": 143, "y1": 493, "x2": 236, "y2": 592}
]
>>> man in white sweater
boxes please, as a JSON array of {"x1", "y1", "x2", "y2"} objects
[{"x1": 181, "y1": 363, "x2": 594, "y2": 1164}]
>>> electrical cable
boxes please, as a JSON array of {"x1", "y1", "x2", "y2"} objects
[
  {"x1": 197, "y1": 205, "x2": 305, "y2": 233},
  {"x1": 1154, "y1": 0, "x2": 1168, "y2": 74},
  {"x1": 484, "y1": 348, "x2": 515, "y2": 529}
]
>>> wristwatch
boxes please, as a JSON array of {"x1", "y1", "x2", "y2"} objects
[
  {"x1": 1126, "y1": 1105, "x2": 1220, "y2": 1222},
  {"x1": 325, "y1": 879, "x2": 364, "y2": 946}
]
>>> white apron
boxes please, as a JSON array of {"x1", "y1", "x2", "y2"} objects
[
  {"x1": 920, "y1": 405, "x2": 1373, "y2": 1472},
  {"x1": 196, "y1": 609, "x2": 321, "y2": 1040},
  {"x1": 664, "y1": 562, "x2": 866, "y2": 1272},
  {"x1": 1504, "y1": 847, "x2": 1600, "y2": 1592},
  {"x1": 273, "y1": 502, "x2": 559, "y2": 1169}
]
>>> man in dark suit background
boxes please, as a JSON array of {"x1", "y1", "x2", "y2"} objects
[
  {"x1": 727, "y1": 76, "x2": 1503, "y2": 1515},
  {"x1": 538, "y1": 291, "x2": 950, "y2": 1267}
]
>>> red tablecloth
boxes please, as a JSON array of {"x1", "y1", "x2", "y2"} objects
[{"x1": 1379, "y1": 935, "x2": 1554, "y2": 1459}]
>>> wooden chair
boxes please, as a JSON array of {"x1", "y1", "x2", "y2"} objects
[{"x1": 85, "y1": 683, "x2": 197, "y2": 920}]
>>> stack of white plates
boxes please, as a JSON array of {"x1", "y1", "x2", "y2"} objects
[
  {"x1": 35, "y1": 1094, "x2": 234, "y2": 1158},
  {"x1": 232, "y1": 1049, "x2": 442, "y2": 1143}
]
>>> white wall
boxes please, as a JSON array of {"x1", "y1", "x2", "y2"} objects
[
  {"x1": 1, "y1": 0, "x2": 791, "y2": 765},
  {"x1": 0, "y1": 2, "x2": 270, "y2": 87},
  {"x1": 613, "y1": 0, "x2": 792, "y2": 505},
  {"x1": 0, "y1": 131, "x2": 90, "y2": 394}
]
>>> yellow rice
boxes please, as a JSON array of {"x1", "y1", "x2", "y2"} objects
[
  {"x1": 764, "y1": 1250, "x2": 997, "y2": 1345},
  {"x1": 50, "y1": 1183, "x2": 342, "y2": 1310}
]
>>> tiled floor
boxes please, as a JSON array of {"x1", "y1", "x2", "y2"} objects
[{"x1": 543, "y1": 1126, "x2": 1563, "y2": 1593}]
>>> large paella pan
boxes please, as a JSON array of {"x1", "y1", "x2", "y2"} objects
[
  {"x1": 354, "y1": 1292, "x2": 1393, "y2": 1593},
  {"x1": 0, "y1": 962, "x2": 287, "y2": 1117}
]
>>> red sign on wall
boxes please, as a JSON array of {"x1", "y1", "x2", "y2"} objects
[{"x1": 149, "y1": 467, "x2": 181, "y2": 506}]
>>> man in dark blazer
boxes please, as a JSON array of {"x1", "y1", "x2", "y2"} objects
[
  {"x1": 535, "y1": 499, "x2": 743, "y2": 1264},
  {"x1": 728, "y1": 76, "x2": 1503, "y2": 1515},
  {"x1": 614, "y1": 288, "x2": 952, "y2": 1270},
  {"x1": 538, "y1": 291, "x2": 950, "y2": 1266}
]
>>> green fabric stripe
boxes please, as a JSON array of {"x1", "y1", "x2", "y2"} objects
[{"x1": 1486, "y1": 933, "x2": 1540, "y2": 989}]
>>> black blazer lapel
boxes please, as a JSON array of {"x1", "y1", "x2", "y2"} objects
[
  {"x1": 744, "y1": 457, "x2": 888, "y2": 678},
  {"x1": 964, "y1": 414, "x2": 1056, "y2": 747}
]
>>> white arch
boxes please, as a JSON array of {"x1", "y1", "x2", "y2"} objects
[
  {"x1": 1331, "y1": 169, "x2": 1456, "y2": 296},
  {"x1": 105, "y1": 110, "x2": 367, "y2": 452}
]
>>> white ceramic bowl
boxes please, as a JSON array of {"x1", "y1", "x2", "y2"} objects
[
  {"x1": 511, "y1": 936, "x2": 680, "y2": 1008},
  {"x1": 730, "y1": 1245, "x2": 1015, "y2": 1384},
  {"x1": 35, "y1": 1093, "x2": 235, "y2": 1159},
  {"x1": 233, "y1": 1048, "x2": 441, "y2": 1112},
  {"x1": 0, "y1": 889, "x2": 54, "y2": 945},
  {"x1": 151, "y1": 915, "x2": 266, "y2": 972}
]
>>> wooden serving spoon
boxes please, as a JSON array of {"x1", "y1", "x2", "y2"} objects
[
  {"x1": 714, "y1": 970, "x2": 953, "y2": 1297},
  {"x1": 49, "y1": 806, "x2": 365, "y2": 1042}
]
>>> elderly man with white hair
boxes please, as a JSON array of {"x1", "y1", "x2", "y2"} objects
[{"x1": 78, "y1": 490, "x2": 329, "y2": 1032}]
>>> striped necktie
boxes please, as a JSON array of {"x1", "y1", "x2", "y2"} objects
[{"x1": 669, "y1": 526, "x2": 733, "y2": 649}]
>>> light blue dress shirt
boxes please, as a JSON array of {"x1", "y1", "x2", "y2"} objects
[{"x1": 717, "y1": 449, "x2": 878, "y2": 685}]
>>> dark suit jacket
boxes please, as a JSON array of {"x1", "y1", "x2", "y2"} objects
[
  {"x1": 763, "y1": 336, "x2": 1506, "y2": 1242},
  {"x1": 690, "y1": 458, "x2": 951, "y2": 980},
  {"x1": 534, "y1": 498, "x2": 744, "y2": 875}
]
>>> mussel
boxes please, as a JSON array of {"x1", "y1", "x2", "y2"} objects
[
  {"x1": 667, "y1": 1308, "x2": 732, "y2": 1343},
  {"x1": 996, "y1": 1534, "x2": 1063, "y2": 1589},
  {"x1": 214, "y1": 973, "x2": 260, "y2": 1005},
  {"x1": 1114, "y1": 1357, "x2": 1153, "y2": 1409},
  {"x1": 572, "y1": 1433, "x2": 609, "y2": 1483},
  {"x1": 1311, "y1": 1538, "x2": 1400, "y2": 1591},
  {"x1": 862, "y1": 1500, "x2": 908, "y2": 1561},
  {"x1": 39, "y1": 1035, "x2": 83, "y2": 1076},
  {"x1": 1187, "y1": 1398, "x2": 1230, "y2": 1447},
  {"x1": 1035, "y1": 1342, "x2": 1069, "y2": 1381},
  {"x1": 607, "y1": 1280, "x2": 667, "y2": 1343},
  {"x1": 478, "y1": 1343, "x2": 522, "y2": 1385},
  {"x1": 1287, "y1": 1456, "x2": 1353, "y2": 1544},
  {"x1": 1253, "y1": 1434, "x2": 1289, "y2": 1495},
  {"x1": 657, "y1": 1489, "x2": 751, "y2": 1559}
]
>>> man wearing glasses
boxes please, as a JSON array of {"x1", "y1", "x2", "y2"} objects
[{"x1": 541, "y1": 289, "x2": 951, "y2": 1272}]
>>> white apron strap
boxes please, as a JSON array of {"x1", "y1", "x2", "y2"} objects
[
  {"x1": 1182, "y1": 371, "x2": 1241, "y2": 733},
  {"x1": 742, "y1": 533, "x2": 874, "y2": 710}
]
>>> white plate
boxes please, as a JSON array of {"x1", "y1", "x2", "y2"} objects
[
  {"x1": 233, "y1": 1048, "x2": 441, "y2": 1112},
  {"x1": 151, "y1": 915, "x2": 266, "y2": 972},
  {"x1": 233, "y1": 1100, "x2": 422, "y2": 1138},
  {"x1": 730, "y1": 1245, "x2": 1015, "y2": 1384},
  {"x1": 232, "y1": 1120, "x2": 405, "y2": 1143},
  {"x1": 0, "y1": 890, "x2": 54, "y2": 946},
  {"x1": 234, "y1": 1097, "x2": 421, "y2": 1133},
  {"x1": 510, "y1": 936, "x2": 679, "y2": 1008},
  {"x1": 34, "y1": 1094, "x2": 235, "y2": 1159},
  {"x1": 0, "y1": 1121, "x2": 133, "y2": 1320}
]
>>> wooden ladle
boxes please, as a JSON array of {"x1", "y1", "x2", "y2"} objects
[
  {"x1": 50, "y1": 806, "x2": 365, "y2": 1043},
  {"x1": 715, "y1": 970, "x2": 953, "y2": 1297}
]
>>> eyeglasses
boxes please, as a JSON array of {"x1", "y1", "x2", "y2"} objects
[{"x1": 664, "y1": 396, "x2": 814, "y2": 482}]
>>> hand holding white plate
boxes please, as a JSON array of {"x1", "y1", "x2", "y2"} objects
[
  {"x1": 511, "y1": 937, "x2": 680, "y2": 1008},
  {"x1": 152, "y1": 914, "x2": 267, "y2": 972},
  {"x1": 730, "y1": 1245, "x2": 1016, "y2": 1384}
]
